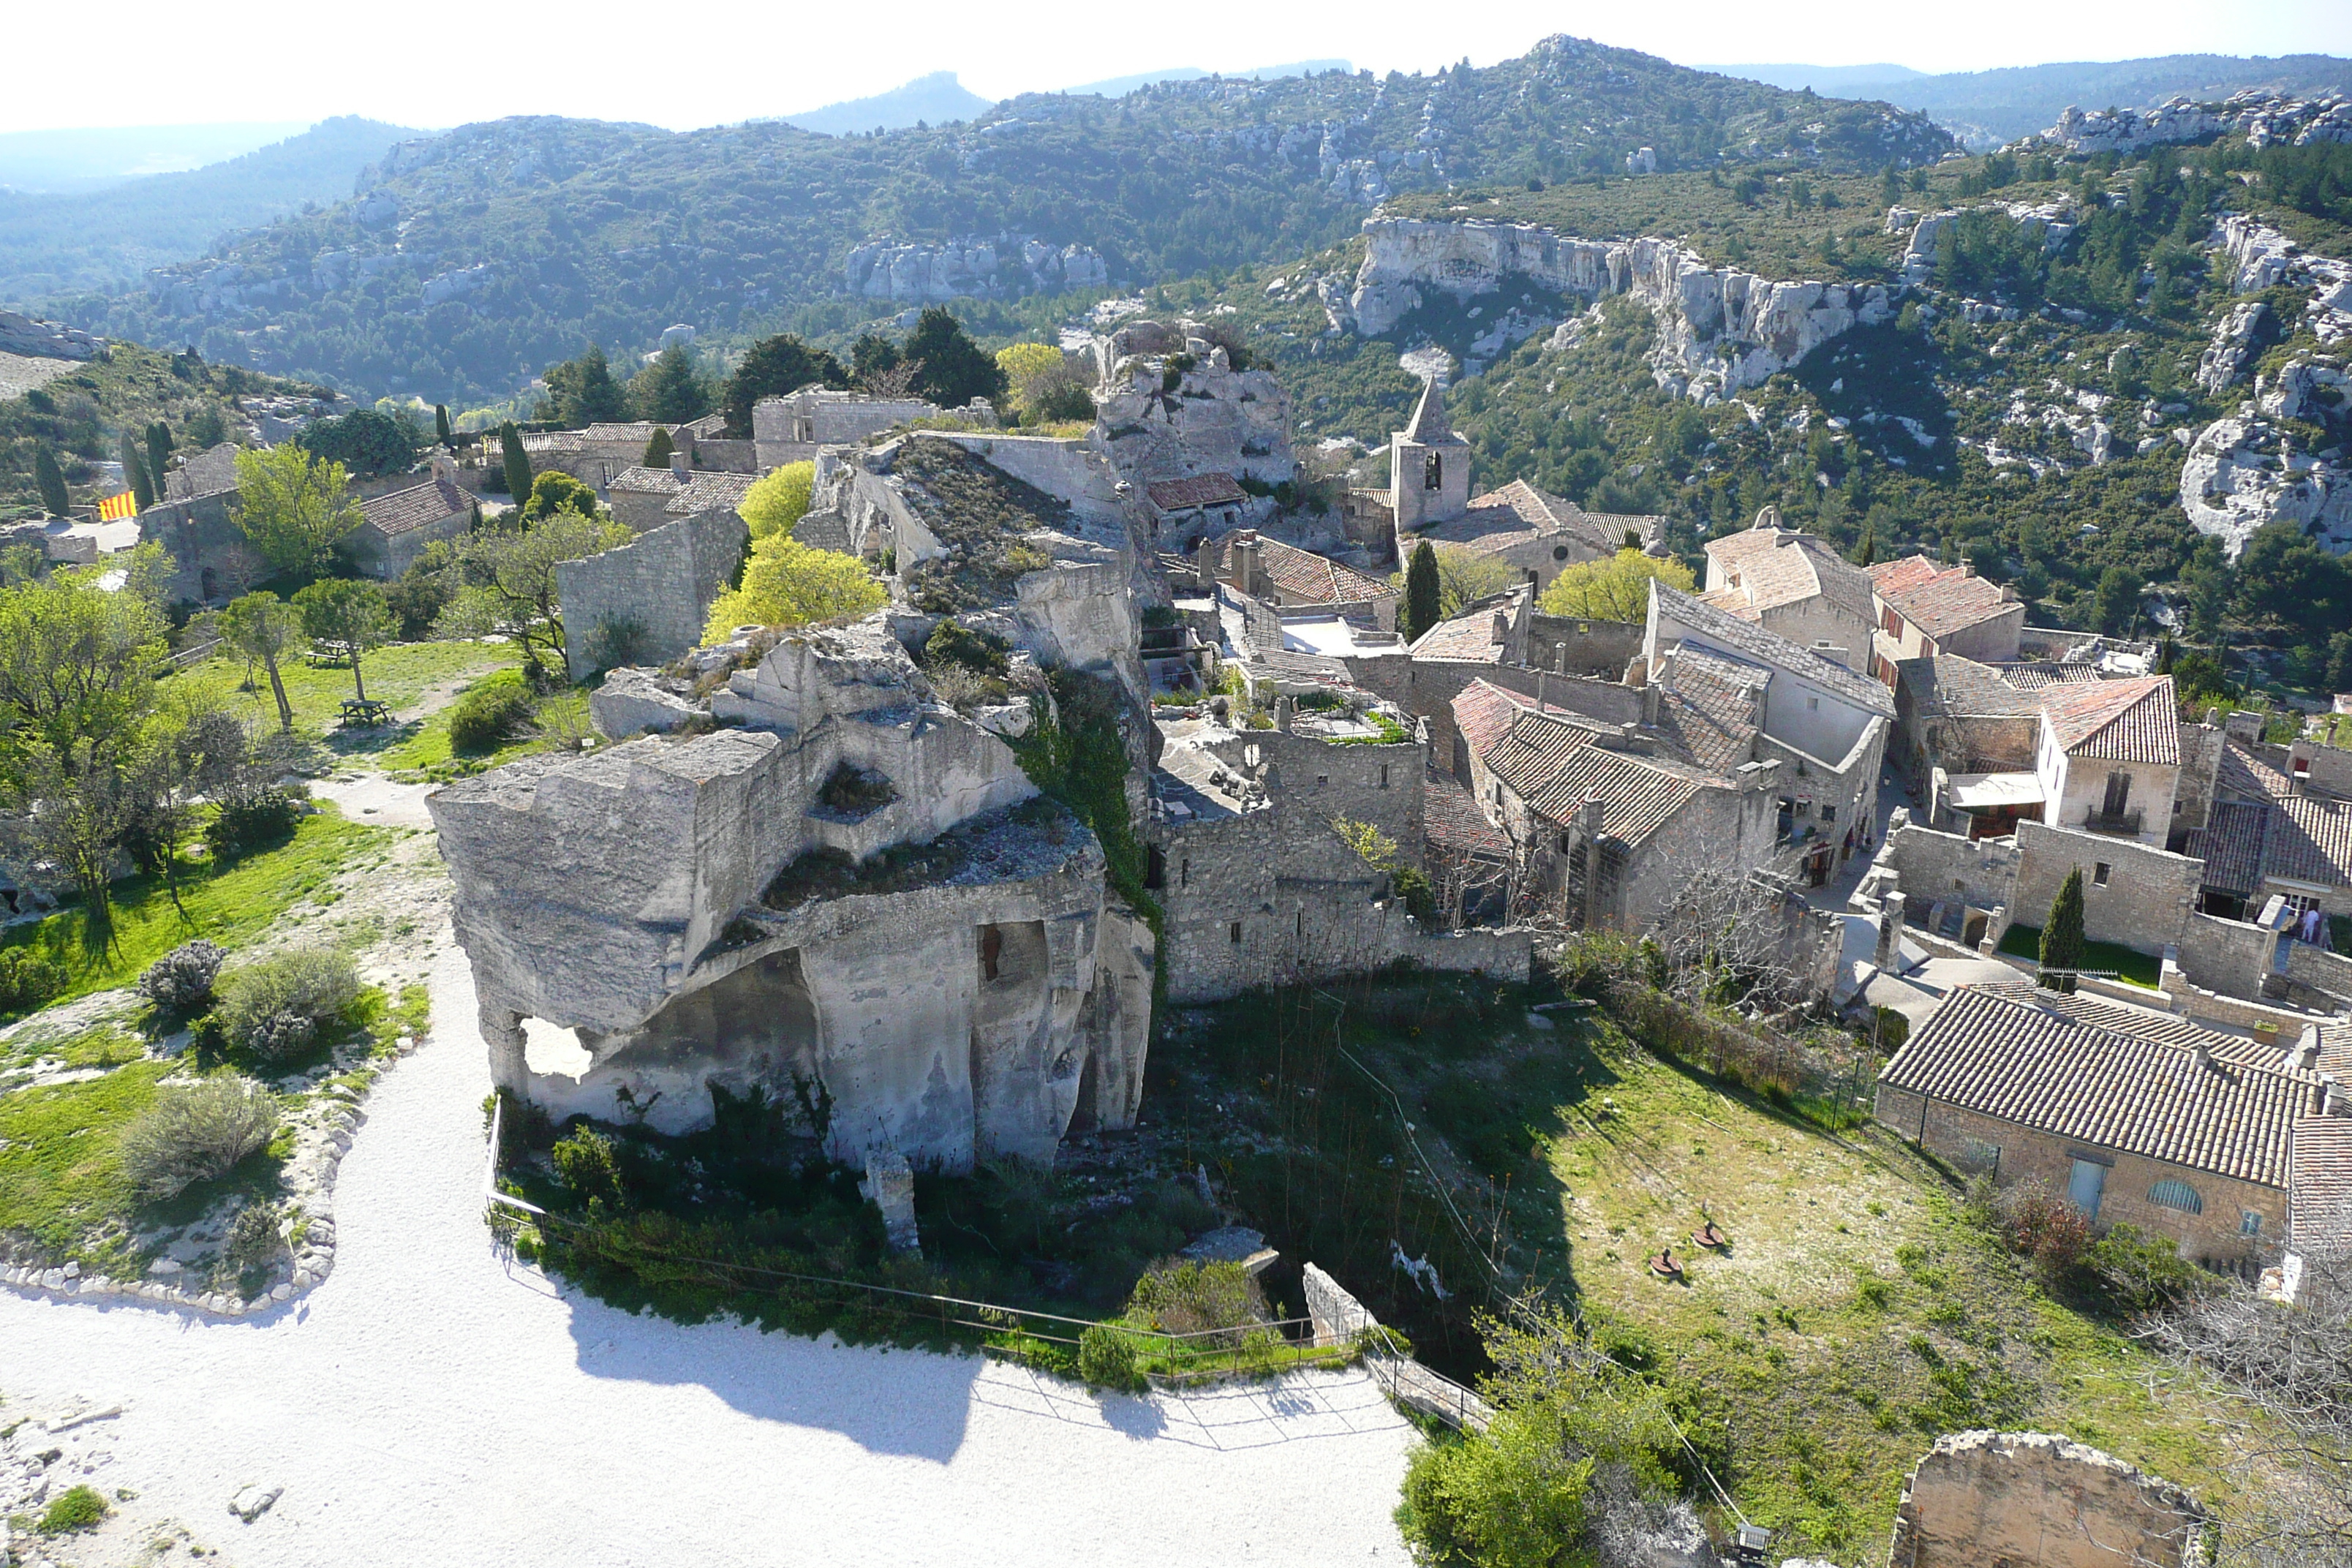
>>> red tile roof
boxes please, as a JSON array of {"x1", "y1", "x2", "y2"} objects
[
  {"x1": 1871, "y1": 556, "x2": 2019, "y2": 639},
  {"x1": 2292, "y1": 1116, "x2": 2352, "y2": 1252},
  {"x1": 1408, "y1": 594, "x2": 1518, "y2": 662},
  {"x1": 1451, "y1": 679, "x2": 1524, "y2": 760},
  {"x1": 1216, "y1": 534, "x2": 1391, "y2": 606},
  {"x1": 1882, "y1": 984, "x2": 2323, "y2": 1188},
  {"x1": 1454, "y1": 679, "x2": 1733, "y2": 848},
  {"x1": 2212, "y1": 742, "x2": 2352, "y2": 892},
  {"x1": 1423, "y1": 769, "x2": 1509, "y2": 857},
  {"x1": 2041, "y1": 676, "x2": 2179, "y2": 765},
  {"x1": 1411, "y1": 480, "x2": 1615, "y2": 559},
  {"x1": 1656, "y1": 648, "x2": 1766, "y2": 772},
  {"x1": 1704, "y1": 526, "x2": 1876, "y2": 625}
]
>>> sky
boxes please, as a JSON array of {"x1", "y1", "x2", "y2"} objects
[{"x1": 4, "y1": 0, "x2": 2349, "y2": 135}]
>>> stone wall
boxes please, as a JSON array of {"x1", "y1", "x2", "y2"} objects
[
  {"x1": 2013, "y1": 821, "x2": 2202, "y2": 956},
  {"x1": 1886, "y1": 1431, "x2": 2209, "y2": 1568},
  {"x1": 555, "y1": 508, "x2": 749, "y2": 682},
  {"x1": 1526, "y1": 614, "x2": 1643, "y2": 679},
  {"x1": 2176, "y1": 911, "x2": 2280, "y2": 1000},
  {"x1": 1873, "y1": 1086, "x2": 2286, "y2": 1265},
  {"x1": 2283, "y1": 940, "x2": 2352, "y2": 1007},
  {"x1": 1881, "y1": 818, "x2": 2021, "y2": 919}
]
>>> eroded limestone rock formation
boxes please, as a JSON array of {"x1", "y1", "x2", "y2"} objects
[{"x1": 431, "y1": 616, "x2": 1154, "y2": 1172}]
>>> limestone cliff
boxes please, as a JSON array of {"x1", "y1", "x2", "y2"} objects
[{"x1": 1346, "y1": 216, "x2": 1895, "y2": 400}]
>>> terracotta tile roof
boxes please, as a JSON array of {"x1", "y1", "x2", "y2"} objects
[
  {"x1": 1882, "y1": 984, "x2": 2323, "y2": 1188},
  {"x1": 1412, "y1": 479, "x2": 1612, "y2": 559},
  {"x1": 1148, "y1": 472, "x2": 1250, "y2": 511},
  {"x1": 582, "y1": 422, "x2": 658, "y2": 443},
  {"x1": 1995, "y1": 663, "x2": 2107, "y2": 690},
  {"x1": 1455, "y1": 679, "x2": 1732, "y2": 848},
  {"x1": 1905, "y1": 655, "x2": 2041, "y2": 718},
  {"x1": 1656, "y1": 647, "x2": 1765, "y2": 772},
  {"x1": 1409, "y1": 595, "x2": 1516, "y2": 662},
  {"x1": 1651, "y1": 583, "x2": 1896, "y2": 717},
  {"x1": 667, "y1": 471, "x2": 758, "y2": 514},
  {"x1": 1704, "y1": 526, "x2": 1877, "y2": 625},
  {"x1": 2191, "y1": 799, "x2": 2270, "y2": 895},
  {"x1": 1870, "y1": 556, "x2": 2019, "y2": 640},
  {"x1": 1867, "y1": 554, "x2": 1945, "y2": 597},
  {"x1": 1967, "y1": 981, "x2": 2283, "y2": 1068},
  {"x1": 1451, "y1": 679, "x2": 1524, "y2": 760},
  {"x1": 609, "y1": 464, "x2": 680, "y2": 493},
  {"x1": 519, "y1": 429, "x2": 585, "y2": 454},
  {"x1": 1227, "y1": 536, "x2": 1391, "y2": 606},
  {"x1": 2292, "y1": 1117, "x2": 2352, "y2": 1253},
  {"x1": 1424, "y1": 769, "x2": 1509, "y2": 857},
  {"x1": 2041, "y1": 675, "x2": 2179, "y2": 766},
  {"x1": 2320, "y1": 1019, "x2": 2352, "y2": 1082},
  {"x1": 361, "y1": 475, "x2": 475, "y2": 538}
]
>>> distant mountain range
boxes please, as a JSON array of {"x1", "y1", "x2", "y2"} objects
[
  {"x1": 0, "y1": 117, "x2": 417, "y2": 306},
  {"x1": 776, "y1": 61, "x2": 1357, "y2": 136},
  {"x1": 0, "y1": 121, "x2": 315, "y2": 195},
  {"x1": 1700, "y1": 53, "x2": 2352, "y2": 146}
]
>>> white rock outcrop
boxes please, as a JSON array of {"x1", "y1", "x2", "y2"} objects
[
  {"x1": 843, "y1": 234, "x2": 1108, "y2": 302},
  {"x1": 2031, "y1": 89, "x2": 2352, "y2": 157},
  {"x1": 2195, "y1": 301, "x2": 2275, "y2": 394},
  {"x1": 0, "y1": 310, "x2": 102, "y2": 361},
  {"x1": 1346, "y1": 217, "x2": 1894, "y2": 400},
  {"x1": 2177, "y1": 414, "x2": 2352, "y2": 558}
]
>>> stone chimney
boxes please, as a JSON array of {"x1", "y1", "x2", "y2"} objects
[
  {"x1": 669, "y1": 451, "x2": 692, "y2": 480},
  {"x1": 429, "y1": 448, "x2": 456, "y2": 483},
  {"x1": 1232, "y1": 531, "x2": 1262, "y2": 598},
  {"x1": 1194, "y1": 535, "x2": 1218, "y2": 593},
  {"x1": 1490, "y1": 607, "x2": 1511, "y2": 646},
  {"x1": 2000, "y1": 582, "x2": 2021, "y2": 603},
  {"x1": 1273, "y1": 693, "x2": 1293, "y2": 733}
]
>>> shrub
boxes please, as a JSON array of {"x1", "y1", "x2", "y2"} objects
[
  {"x1": 816, "y1": 762, "x2": 897, "y2": 818},
  {"x1": 1396, "y1": 1407, "x2": 1596, "y2": 1568},
  {"x1": 207, "y1": 788, "x2": 303, "y2": 860},
  {"x1": 2087, "y1": 1222, "x2": 2204, "y2": 1315},
  {"x1": 0, "y1": 945, "x2": 65, "y2": 1013},
  {"x1": 38, "y1": 1484, "x2": 108, "y2": 1534},
  {"x1": 118, "y1": 1076, "x2": 280, "y2": 1199},
  {"x1": 215, "y1": 948, "x2": 361, "y2": 1060},
  {"x1": 924, "y1": 619, "x2": 1009, "y2": 676},
  {"x1": 138, "y1": 940, "x2": 226, "y2": 1014},
  {"x1": 1998, "y1": 1179, "x2": 2093, "y2": 1279},
  {"x1": 224, "y1": 1200, "x2": 284, "y2": 1270},
  {"x1": 1077, "y1": 1323, "x2": 1145, "y2": 1392},
  {"x1": 551, "y1": 1125, "x2": 626, "y2": 1209},
  {"x1": 447, "y1": 669, "x2": 538, "y2": 755},
  {"x1": 1125, "y1": 1258, "x2": 1265, "y2": 1346}
]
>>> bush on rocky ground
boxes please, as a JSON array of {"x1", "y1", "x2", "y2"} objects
[
  {"x1": 223, "y1": 1199, "x2": 284, "y2": 1271},
  {"x1": 0, "y1": 945, "x2": 65, "y2": 1012},
  {"x1": 207, "y1": 788, "x2": 303, "y2": 861},
  {"x1": 138, "y1": 939, "x2": 227, "y2": 1015},
  {"x1": 447, "y1": 669, "x2": 538, "y2": 755},
  {"x1": 215, "y1": 947, "x2": 361, "y2": 1061},
  {"x1": 118, "y1": 1075, "x2": 279, "y2": 1199}
]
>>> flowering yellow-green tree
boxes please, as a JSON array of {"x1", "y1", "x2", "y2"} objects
[
  {"x1": 704, "y1": 536, "x2": 883, "y2": 641},
  {"x1": 1536, "y1": 549, "x2": 1695, "y2": 623},
  {"x1": 739, "y1": 461, "x2": 815, "y2": 540}
]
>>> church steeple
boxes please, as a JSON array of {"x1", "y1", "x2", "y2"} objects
[
  {"x1": 1390, "y1": 375, "x2": 1471, "y2": 535},
  {"x1": 1404, "y1": 376, "x2": 1452, "y2": 443}
]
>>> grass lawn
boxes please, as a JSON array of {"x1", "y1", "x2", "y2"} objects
[
  {"x1": 1517, "y1": 1018, "x2": 2253, "y2": 1560},
  {"x1": 1997, "y1": 922, "x2": 2164, "y2": 989},
  {"x1": 0, "y1": 807, "x2": 388, "y2": 1011},
  {"x1": 0, "y1": 1058, "x2": 180, "y2": 1264}
]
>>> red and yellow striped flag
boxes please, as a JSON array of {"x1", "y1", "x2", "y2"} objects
[{"x1": 96, "y1": 489, "x2": 139, "y2": 521}]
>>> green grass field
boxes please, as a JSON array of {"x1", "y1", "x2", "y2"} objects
[{"x1": 1997, "y1": 922, "x2": 2164, "y2": 989}]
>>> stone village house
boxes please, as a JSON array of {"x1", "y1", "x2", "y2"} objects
[
  {"x1": 1699, "y1": 509, "x2": 1877, "y2": 672},
  {"x1": 1877, "y1": 981, "x2": 2347, "y2": 1268}
]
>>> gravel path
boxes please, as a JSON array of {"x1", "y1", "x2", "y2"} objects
[{"x1": 0, "y1": 936, "x2": 1414, "y2": 1565}]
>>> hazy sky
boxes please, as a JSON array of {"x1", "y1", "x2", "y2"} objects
[{"x1": 7, "y1": 0, "x2": 2349, "y2": 134}]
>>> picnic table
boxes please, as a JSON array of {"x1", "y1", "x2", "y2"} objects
[{"x1": 339, "y1": 698, "x2": 393, "y2": 728}]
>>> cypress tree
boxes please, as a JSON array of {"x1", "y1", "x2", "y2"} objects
[
  {"x1": 499, "y1": 422, "x2": 532, "y2": 504},
  {"x1": 121, "y1": 435, "x2": 155, "y2": 510},
  {"x1": 145, "y1": 421, "x2": 173, "y2": 491},
  {"x1": 435, "y1": 404, "x2": 453, "y2": 448},
  {"x1": 1853, "y1": 519, "x2": 1876, "y2": 567},
  {"x1": 33, "y1": 444, "x2": 69, "y2": 517},
  {"x1": 642, "y1": 426, "x2": 675, "y2": 469},
  {"x1": 2040, "y1": 866, "x2": 2086, "y2": 995},
  {"x1": 1404, "y1": 540, "x2": 1441, "y2": 642}
]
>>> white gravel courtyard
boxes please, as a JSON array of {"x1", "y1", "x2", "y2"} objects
[{"x1": 0, "y1": 936, "x2": 1416, "y2": 1565}]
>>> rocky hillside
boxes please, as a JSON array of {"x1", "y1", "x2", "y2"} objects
[
  {"x1": 1180, "y1": 108, "x2": 2352, "y2": 679},
  {"x1": 60, "y1": 37, "x2": 1950, "y2": 410}
]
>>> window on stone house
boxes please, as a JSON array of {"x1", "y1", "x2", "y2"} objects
[
  {"x1": 2148, "y1": 1179, "x2": 2204, "y2": 1215},
  {"x1": 1146, "y1": 847, "x2": 1166, "y2": 890},
  {"x1": 1316, "y1": 774, "x2": 1329, "y2": 785},
  {"x1": 1806, "y1": 696, "x2": 1820, "y2": 710},
  {"x1": 1379, "y1": 764, "x2": 1390, "y2": 789},
  {"x1": 2242, "y1": 1210, "x2": 2263, "y2": 1237},
  {"x1": 1229, "y1": 921, "x2": 1243, "y2": 944},
  {"x1": 1295, "y1": 908, "x2": 1304, "y2": 938},
  {"x1": 1245, "y1": 744, "x2": 1261, "y2": 769},
  {"x1": 1558, "y1": 830, "x2": 1573, "y2": 855},
  {"x1": 1820, "y1": 804, "x2": 1836, "y2": 823},
  {"x1": 2095, "y1": 862, "x2": 2111, "y2": 886},
  {"x1": 1180, "y1": 858, "x2": 1190, "y2": 887},
  {"x1": 1424, "y1": 452, "x2": 1443, "y2": 491}
]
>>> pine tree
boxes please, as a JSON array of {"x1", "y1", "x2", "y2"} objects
[
  {"x1": 2040, "y1": 867, "x2": 2086, "y2": 995},
  {"x1": 144, "y1": 421, "x2": 173, "y2": 491},
  {"x1": 903, "y1": 306, "x2": 1006, "y2": 409},
  {"x1": 642, "y1": 426, "x2": 675, "y2": 469},
  {"x1": 33, "y1": 445, "x2": 69, "y2": 517},
  {"x1": 121, "y1": 434, "x2": 154, "y2": 510},
  {"x1": 435, "y1": 404, "x2": 453, "y2": 448},
  {"x1": 1404, "y1": 540, "x2": 1441, "y2": 642},
  {"x1": 499, "y1": 423, "x2": 532, "y2": 504}
]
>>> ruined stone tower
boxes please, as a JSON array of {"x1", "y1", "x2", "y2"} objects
[{"x1": 1389, "y1": 377, "x2": 1471, "y2": 532}]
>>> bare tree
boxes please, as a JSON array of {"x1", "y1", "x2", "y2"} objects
[
  {"x1": 2139, "y1": 1247, "x2": 2352, "y2": 1566},
  {"x1": 861, "y1": 358, "x2": 923, "y2": 400}
]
